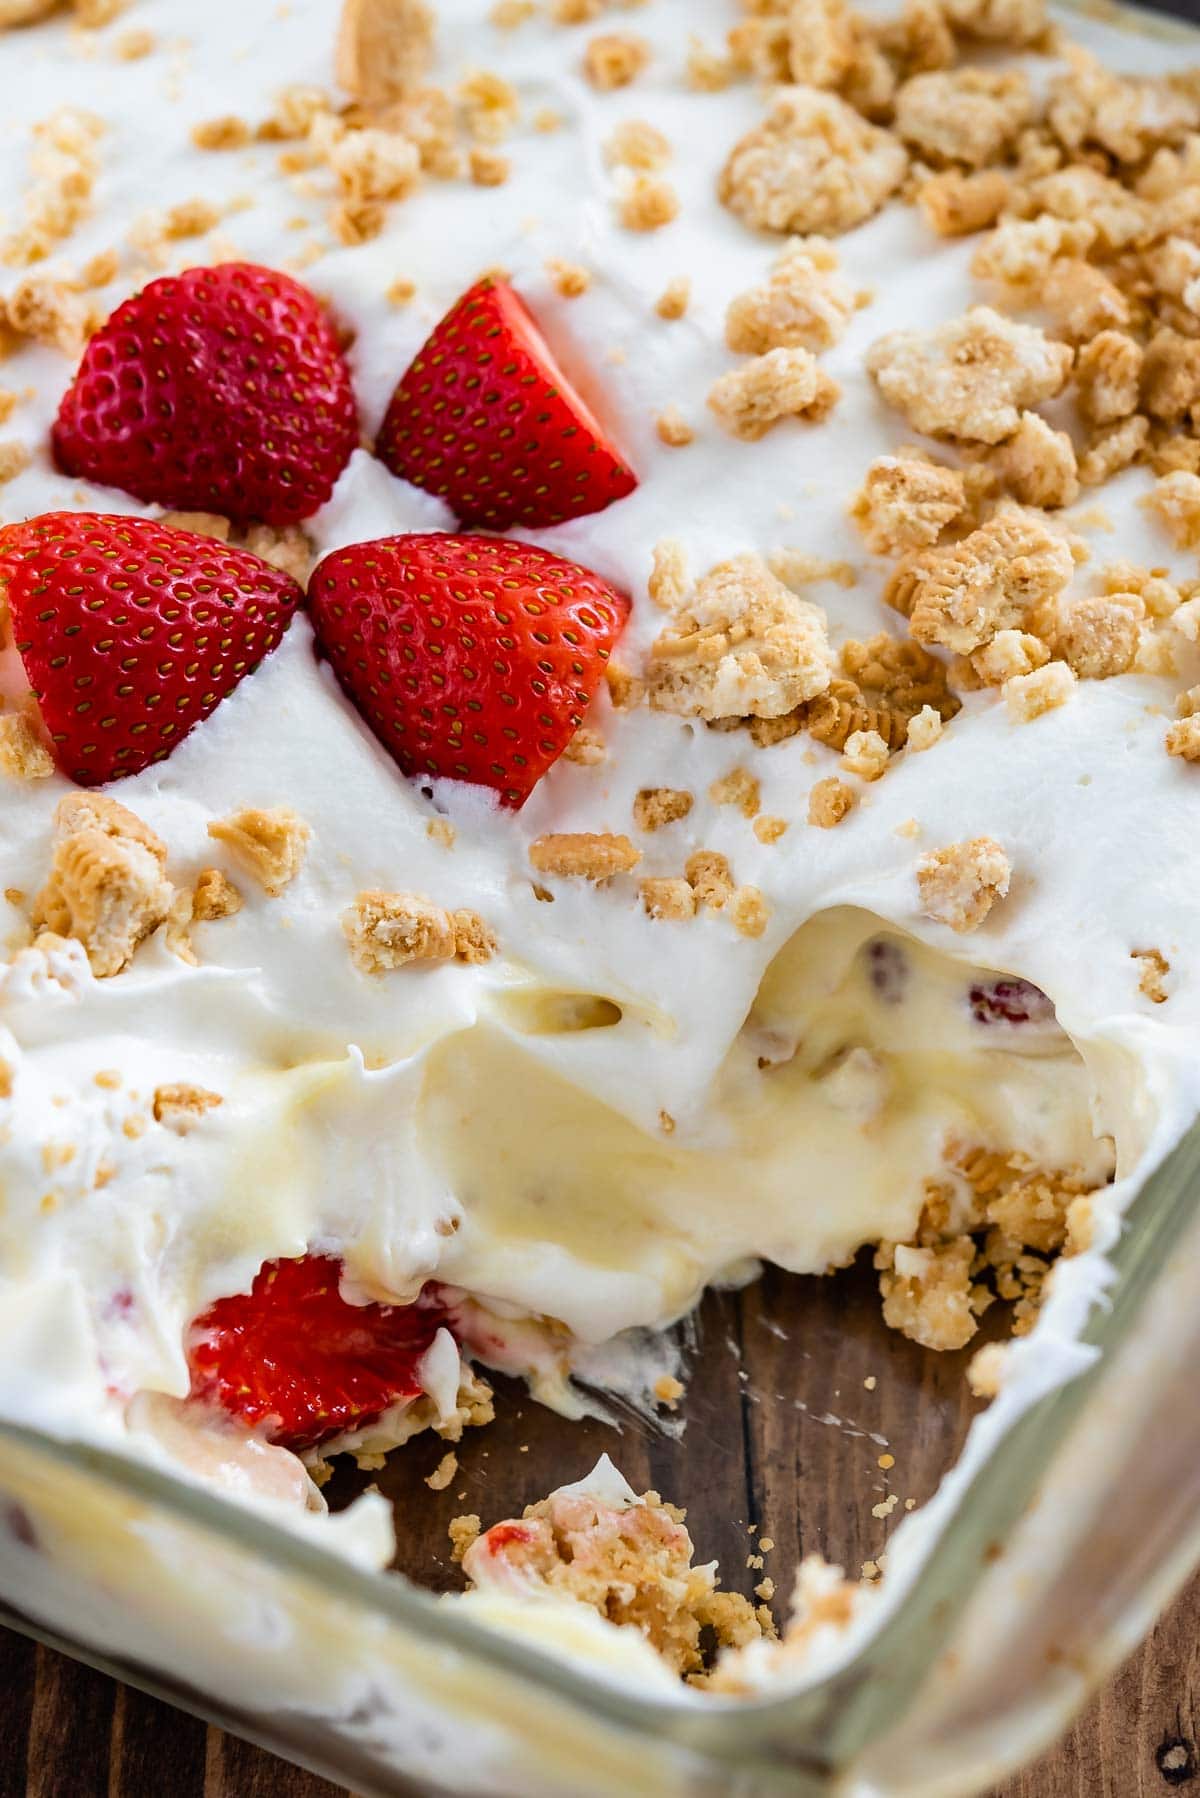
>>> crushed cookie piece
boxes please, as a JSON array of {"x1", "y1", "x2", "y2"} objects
[
  {"x1": 0, "y1": 440, "x2": 30, "y2": 485},
  {"x1": 990, "y1": 411, "x2": 1078, "y2": 511},
  {"x1": 768, "y1": 550, "x2": 856, "y2": 591},
  {"x1": 1047, "y1": 46, "x2": 1199, "y2": 169},
  {"x1": 971, "y1": 629, "x2": 1049, "y2": 686},
  {"x1": 33, "y1": 794, "x2": 173, "y2": 979},
  {"x1": 808, "y1": 776, "x2": 856, "y2": 828},
  {"x1": 784, "y1": 0, "x2": 856, "y2": 89},
  {"x1": 237, "y1": 524, "x2": 314, "y2": 587},
  {"x1": 708, "y1": 346, "x2": 839, "y2": 441},
  {"x1": 452, "y1": 910, "x2": 497, "y2": 965},
  {"x1": 448, "y1": 1513, "x2": 482, "y2": 1561},
  {"x1": 0, "y1": 712, "x2": 53, "y2": 781},
  {"x1": 686, "y1": 36, "x2": 734, "y2": 92},
  {"x1": 4, "y1": 276, "x2": 91, "y2": 356},
  {"x1": 207, "y1": 808, "x2": 310, "y2": 897},
  {"x1": 709, "y1": 768, "x2": 760, "y2": 818},
  {"x1": 192, "y1": 116, "x2": 253, "y2": 151},
  {"x1": 725, "y1": 237, "x2": 857, "y2": 356},
  {"x1": 617, "y1": 175, "x2": 679, "y2": 232},
  {"x1": 940, "y1": 0, "x2": 1046, "y2": 43},
  {"x1": 562, "y1": 725, "x2": 606, "y2": 766},
  {"x1": 152, "y1": 1084, "x2": 223, "y2": 1131},
  {"x1": 583, "y1": 32, "x2": 650, "y2": 89},
  {"x1": 386, "y1": 276, "x2": 417, "y2": 306},
  {"x1": 918, "y1": 168, "x2": 1009, "y2": 238},
  {"x1": 730, "y1": 886, "x2": 769, "y2": 939},
  {"x1": 840, "y1": 728, "x2": 889, "y2": 782},
  {"x1": 426, "y1": 1450, "x2": 458, "y2": 1492},
  {"x1": 633, "y1": 787, "x2": 693, "y2": 832},
  {"x1": 344, "y1": 890, "x2": 456, "y2": 972},
  {"x1": 685, "y1": 850, "x2": 734, "y2": 911},
  {"x1": 917, "y1": 836, "x2": 1011, "y2": 933},
  {"x1": 529, "y1": 833, "x2": 641, "y2": 880},
  {"x1": 1078, "y1": 414, "x2": 1148, "y2": 489},
  {"x1": 1073, "y1": 331, "x2": 1142, "y2": 427},
  {"x1": 605, "y1": 663, "x2": 645, "y2": 710},
  {"x1": 1144, "y1": 472, "x2": 1200, "y2": 553},
  {"x1": 655, "y1": 406, "x2": 694, "y2": 447},
  {"x1": 906, "y1": 705, "x2": 943, "y2": 751},
  {"x1": 426, "y1": 818, "x2": 457, "y2": 850},
  {"x1": 1132, "y1": 948, "x2": 1169, "y2": 1005},
  {"x1": 1055, "y1": 594, "x2": 1142, "y2": 680},
  {"x1": 336, "y1": 0, "x2": 435, "y2": 107},
  {"x1": 971, "y1": 216, "x2": 1096, "y2": 296},
  {"x1": 654, "y1": 1374, "x2": 684, "y2": 1408},
  {"x1": 754, "y1": 814, "x2": 788, "y2": 844},
  {"x1": 894, "y1": 69, "x2": 1031, "y2": 170},
  {"x1": 890, "y1": 510, "x2": 1074, "y2": 655},
  {"x1": 876, "y1": 1235, "x2": 981, "y2": 1352},
  {"x1": 191, "y1": 868, "x2": 242, "y2": 922},
  {"x1": 326, "y1": 128, "x2": 421, "y2": 206},
  {"x1": 1041, "y1": 259, "x2": 1129, "y2": 347},
  {"x1": 654, "y1": 276, "x2": 690, "y2": 321},
  {"x1": 867, "y1": 307, "x2": 1072, "y2": 444},
  {"x1": 1004, "y1": 660, "x2": 1075, "y2": 722},
  {"x1": 489, "y1": 0, "x2": 534, "y2": 22},
  {"x1": 849, "y1": 455, "x2": 965, "y2": 555},
  {"x1": 640, "y1": 877, "x2": 697, "y2": 921},
  {"x1": 458, "y1": 68, "x2": 520, "y2": 143},
  {"x1": 648, "y1": 554, "x2": 833, "y2": 722},
  {"x1": 159, "y1": 510, "x2": 231, "y2": 541},
  {"x1": 719, "y1": 88, "x2": 907, "y2": 238},
  {"x1": 1166, "y1": 716, "x2": 1200, "y2": 764},
  {"x1": 604, "y1": 118, "x2": 671, "y2": 171},
  {"x1": 1142, "y1": 328, "x2": 1200, "y2": 432},
  {"x1": 545, "y1": 258, "x2": 590, "y2": 298},
  {"x1": 469, "y1": 147, "x2": 510, "y2": 187}
]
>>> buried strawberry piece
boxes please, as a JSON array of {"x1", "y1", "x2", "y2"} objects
[
  {"x1": 308, "y1": 532, "x2": 629, "y2": 807},
  {"x1": 0, "y1": 513, "x2": 302, "y2": 786},
  {"x1": 52, "y1": 263, "x2": 358, "y2": 527},
  {"x1": 186, "y1": 1253, "x2": 455, "y2": 1452},
  {"x1": 375, "y1": 276, "x2": 637, "y2": 531}
]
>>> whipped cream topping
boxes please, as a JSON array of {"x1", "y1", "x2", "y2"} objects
[{"x1": 0, "y1": 0, "x2": 1196, "y2": 1647}]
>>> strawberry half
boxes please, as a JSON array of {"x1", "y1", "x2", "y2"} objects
[
  {"x1": 187, "y1": 1253, "x2": 455, "y2": 1451},
  {"x1": 308, "y1": 532, "x2": 629, "y2": 806},
  {"x1": 375, "y1": 276, "x2": 637, "y2": 531},
  {"x1": 0, "y1": 512, "x2": 302, "y2": 786},
  {"x1": 52, "y1": 263, "x2": 358, "y2": 527}
]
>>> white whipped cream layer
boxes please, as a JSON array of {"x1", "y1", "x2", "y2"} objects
[{"x1": 0, "y1": 0, "x2": 1196, "y2": 1606}]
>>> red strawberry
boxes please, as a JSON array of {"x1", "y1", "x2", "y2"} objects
[
  {"x1": 187, "y1": 1253, "x2": 455, "y2": 1451},
  {"x1": 375, "y1": 276, "x2": 637, "y2": 531},
  {"x1": 0, "y1": 512, "x2": 302, "y2": 786},
  {"x1": 52, "y1": 263, "x2": 358, "y2": 527},
  {"x1": 308, "y1": 532, "x2": 629, "y2": 807}
]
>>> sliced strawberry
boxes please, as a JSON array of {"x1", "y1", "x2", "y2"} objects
[
  {"x1": 0, "y1": 512, "x2": 302, "y2": 786},
  {"x1": 52, "y1": 263, "x2": 358, "y2": 527},
  {"x1": 186, "y1": 1253, "x2": 454, "y2": 1451},
  {"x1": 308, "y1": 532, "x2": 629, "y2": 806},
  {"x1": 375, "y1": 276, "x2": 637, "y2": 531}
]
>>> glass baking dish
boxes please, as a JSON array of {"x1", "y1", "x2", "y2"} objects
[{"x1": 3, "y1": 2, "x2": 1200, "y2": 1792}]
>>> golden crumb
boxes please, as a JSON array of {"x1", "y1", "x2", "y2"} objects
[
  {"x1": 604, "y1": 118, "x2": 671, "y2": 171},
  {"x1": 990, "y1": 412, "x2": 1078, "y2": 511},
  {"x1": 4, "y1": 277, "x2": 91, "y2": 356},
  {"x1": 0, "y1": 712, "x2": 53, "y2": 781},
  {"x1": 1078, "y1": 415, "x2": 1149, "y2": 489},
  {"x1": 849, "y1": 455, "x2": 965, "y2": 556},
  {"x1": 708, "y1": 347, "x2": 839, "y2": 441},
  {"x1": 654, "y1": 1374, "x2": 684, "y2": 1408},
  {"x1": 889, "y1": 510, "x2": 1074, "y2": 656},
  {"x1": 452, "y1": 909, "x2": 497, "y2": 965},
  {"x1": 685, "y1": 849, "x2": 734, "y2": 911},
  {"x1": 967, "y1": 1341, "x2": 1008, "y2": 1399},
  {"x1": 386, "y1": 275, "x2": 417, "y2": 306},
  {"x1": 894, "y1": 69, "x2": 1032, "y2": 170},
  {"x1": 1004, "y1": 660, "x2": 1076, "y2": 722},
  {"x1": 917, "y1": 169, "x2": 1009, "y2": 238},
  {"x1": 686, "y1": 37, "x2": 735, "y2": 92},
  {"x1": 1144, "y1": 472, "x2": 1200, "y2": 552},
  {"x1": 617, "y1": 175, "x2": 679, "y2": 232},
  {"x1": 583, "y1": 32, "x2": 650, "y2": 89},
  {"x1": 1055, "y1": 594, "x2": 1142, "y2": 680},
  {"x1": 336, "y1": 0, "x2": 435, "y2": 107},
  {"x1": 191, "y1": 116, "x2": 253, "y2": 151},
  {"x1": 114, "y1": 26, "x2": 154, "y2": 57},
  {"x1": 489, "y1": 0, "x2": 534, "y2": 22},
  {"x1": 655, "y1": 406, "x2": 694, "y2": 447},
  {"x1": 562, "y1": 725, "x2": 606, "y2": 766},
  {"x1": 709, "y1": 768, "x2": 761, "y2": 818},
  {"x1": 159, "y1": 510, "x2": 231, "y2": 540},
  {"x1": 768, "y1": 550, "x2": 856, "y2": 590},
  {"x1": 1074, "y1": 331, "x2": 1142, "y2": 426},
  {"x1": 459, "y1": 68, "x2": 521, "y2": 142},
  {"x1": 808, "y1": 777, "x2": 858, "y2": 829},
  {"x1": 867, "y1": 307, "x2": 1072, "y2": 444},
  {"x1": 633, "y1": 787, "x2": 693, "y2": 832},
  {"x1": 640, "y1": 877, "x2": 697, "y2": 921},
  {"x1": 730, "y1": 886, "x2": 769, "y2": 938},
  {"x1": 152, "y1": 1084, "x2": 223, "y2": 1131},
  {"x1": 469, "y1": 148, "x2": 510, "y2": 186},
  {"x1": 648, "y1": 554, "x2": 833, "y2": 722},
  {"x1": 448, "y1": 1514, "x2": 482, "y2": 1563},
  {"x1": 545, "y1": 258, "x2": 590, "y2": 298},
  {"x1": 0, "y1": 440, "x2": 30, "y2": 485},
  {"x1": 917, "y1": 837, "x2": 1011, "y2": 933},
  {"x1": 840, "y1": 729, "x2": 890, "y2": 782},
  {"x1": 32, "y1": 794, "x2": 173, "y2": 979},
  {"x1": 529, "y1": 833, "x2": 641, "y2": 880},
  {"x1": 725, "y1": 237, "x2": 858, "y2": 357},
  {"x1": 190, "y1": 868, "x2": 243, "y2": 923},
  {"x1": 754, "y1": 814, "x2": 788, "y2": 845},
  {"x1": 719, "y1": 89, "x2": 907, "y2": 238},
  {"x1": 344, "y1": 890, "x2": 456, "y2": 973},
  {"x1": 426, "y1": 817, "x2": 457, "y2": 849},
  {"x1": 426, "y1": 1450, "x2": 458, "y2": 1491},
  {"x1": 207, "y1": 807, "x2": 310, "y2": 897},
  {"x1": 905, "y1": 705, "x2": 943, "y2": 752},
  {"x1": 1132, "y1": 948, "x2": 1169, "y2": 1004},
  {"x1": 1165, "y1": 716, "x2": 1200, "y2": 764},
  {"x1": 654, "y1": 276, "x2": 690, "y2": 321},
  {"x1": 971, "y1": 630, "x2": 1050, "y2": 686}
]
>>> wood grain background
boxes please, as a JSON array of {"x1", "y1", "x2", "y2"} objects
[{"x1": 2, "y1": 1262, "x2": 1196, "y2": 1796}]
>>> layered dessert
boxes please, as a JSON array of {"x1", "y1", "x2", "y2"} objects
[{"x1": 0, "y1": 0, "x2": 1198, "y2": 1696}]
